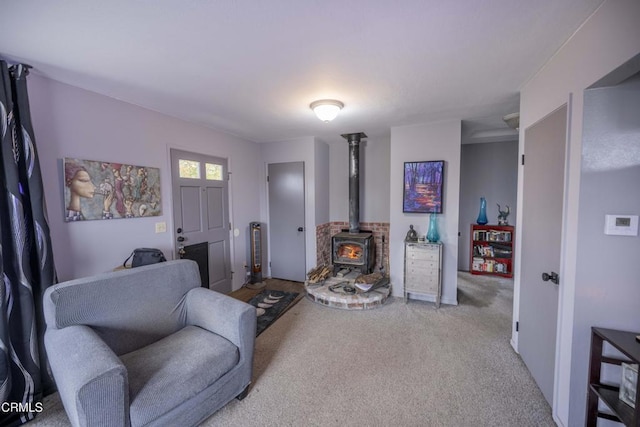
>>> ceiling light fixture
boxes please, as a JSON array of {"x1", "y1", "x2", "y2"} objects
[{"x1": 310, "y1": 99, "x2": 344, "y2": 122}]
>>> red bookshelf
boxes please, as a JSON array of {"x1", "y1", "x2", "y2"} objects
[{"x1": 470, "y1": 224, "x2": 514, "y2": 278}]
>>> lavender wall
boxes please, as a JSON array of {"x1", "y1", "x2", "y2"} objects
[
  {"x1": 28, "y1": 75, "x2": 262, "y2": 288},
  {"x1": 390, "y1": 120, "x2": 461, "y2": 304},
  {"x1": 570, "y1": 73, "x2": 640, "y2": 426},
  {"x1": 315, "y1": 138, "x2": 330, "y2": 226},
  {"x1": 329, "y1": 134, "x2": 391, "y2": 223}
]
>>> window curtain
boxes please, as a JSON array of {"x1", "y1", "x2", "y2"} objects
[{"x1": 0, "y1": 60, "x2": 57, "y2": 426}]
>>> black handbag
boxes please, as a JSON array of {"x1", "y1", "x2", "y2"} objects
[{"x1": 123, "y1": 248, "x2": 167, "y2": 268}]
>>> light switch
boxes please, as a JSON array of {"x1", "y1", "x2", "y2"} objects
[{"x1": 155, "y1": 222, "x2": 167, "y2": 233}]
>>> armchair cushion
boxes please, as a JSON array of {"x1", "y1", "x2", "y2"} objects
[{"x1": 121, "y1": 325, "x2": 239, "y2": 426}]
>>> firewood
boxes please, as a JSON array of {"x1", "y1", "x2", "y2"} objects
[
  {"x1": 355, "y1": 272, "x2": 383, "y2": 284},
  {"x1": 307, "y1": 264, "x2": 332, "y2": 283}
]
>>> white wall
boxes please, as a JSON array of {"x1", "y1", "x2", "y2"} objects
[
  {"x1": 390, "y1": 120, "x2": 461, "y2": 304},
  {"x1": 329, "y1": 134, "x2": 391, "y2": 223},
  {"x1": 260, "y1": 137, "x2": 327, "y2": 274},
  {"x1": 517, "y1": 1, "x2": 640, "y2": 424},
  {"x1": 28, "y1": 74, "x2": 262, "y2": 290}
]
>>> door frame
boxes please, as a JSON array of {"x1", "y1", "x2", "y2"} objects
[
  {"x1": 511, "y1": 96, "x2": 573, "y2": 415},
  {"x1": 167, "y1": 145, "x2": 236, "y2": 286},
  {"x1": 264, "y1": 160, "x2": 308, "y2": 279}
]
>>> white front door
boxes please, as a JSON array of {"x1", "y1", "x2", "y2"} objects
[
  {"x1": 268, "y1": 162, "x2": 306, "y2": 282},
  {"x1": 171, "y1": 149, "x2": 231, "y2": 293},
  {"x1": 518, "y1": 105, "x2": 567, "y2": 404}
]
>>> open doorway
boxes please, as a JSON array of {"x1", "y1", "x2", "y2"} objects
[{"x1": 458, "y1": 140, "x2": 519, "y2": 272}]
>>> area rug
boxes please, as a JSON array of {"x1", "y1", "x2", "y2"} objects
[{"x1": 247, "y1": 290, "x2": 299, "y2": 336}]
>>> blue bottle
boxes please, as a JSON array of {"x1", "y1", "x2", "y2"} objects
[
  {"x1": 426, "y1": 213, "x2": 439, "y2": 242},
  {"x1": 476, "y1": 197, "x2": 488, "y2": 225}
]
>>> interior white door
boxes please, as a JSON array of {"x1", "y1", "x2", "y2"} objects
[
  {"x1": 518, "y1": 105, "x2": 567, "y2": 404},
  {"x1": 268, "y1": 162, "x2": 306, "y2": 282},
  {"x1": 171, "y1": 148, "x2": 231, "y2": 293}
]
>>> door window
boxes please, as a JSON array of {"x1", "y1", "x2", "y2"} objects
[
  {"x1": 205, "y1": 163, "x2": 223, "y2": 181},
  {"x1": 179, "y1": 160, "x2": 201, "y2": 179}
]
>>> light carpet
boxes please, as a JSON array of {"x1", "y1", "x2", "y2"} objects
[{"x1": 30, "y1": 272, "x2": 554, "y2": 426}]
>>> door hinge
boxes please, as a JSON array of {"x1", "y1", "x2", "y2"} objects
[
  {"x1": 516, "y1": 321, "x2": 519, "y2": 332},
  {"x1": 267, "y1": 175, "x2": 269, "y2": 182},
  {"x1": 521, "y1": 154, "x2": 525, "y2": 165},
  {"x1": 229, "y1": 222, "x2": 232, "y2": 230},
  {"x1": 227, "y1": 172, "x2": 231, "y2": 181}
]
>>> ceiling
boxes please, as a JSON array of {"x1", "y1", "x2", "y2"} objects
[{"x1": 0, "y1": 1, "x2": 604, "y2": 145}]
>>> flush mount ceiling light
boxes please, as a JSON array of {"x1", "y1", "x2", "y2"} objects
[
  {"x1": 503, "y1": 112, "x2": 520, "y2": 130},
  {"x1": 310, "y1": 99, "x2": 344, "y2": 122}
]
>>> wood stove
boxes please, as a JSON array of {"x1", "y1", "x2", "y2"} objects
[
  {"x1": 332, "y1": 231, "x2": 375, "y2": 274},
  {"x1": 331, "y1": 132, "x2": 376, "y2": 275}
]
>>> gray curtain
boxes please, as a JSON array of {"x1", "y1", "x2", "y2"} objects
[{"x1": 0, "y1": 60, "x2": 57, "y2": 426}]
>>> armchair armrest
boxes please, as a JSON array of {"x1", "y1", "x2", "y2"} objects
[
  {"x1": 184, "y1": 288, "x2": 256, "y2": 351},
  {"x1": 45, "y1": 325, "x2": 129, "y2": 427}
]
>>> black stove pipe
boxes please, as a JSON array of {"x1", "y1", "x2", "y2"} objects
[{"x1": 341, "y1": 132, "x2": 367, "y2": 234}]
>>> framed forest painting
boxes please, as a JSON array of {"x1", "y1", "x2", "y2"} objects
[{"x1": 403, "y1": 160, "x2": 444, "y2": 213}]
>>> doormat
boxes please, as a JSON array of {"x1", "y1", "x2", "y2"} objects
[{"x1": 247, "y1": 290, "x2": 300, "y2": 336}]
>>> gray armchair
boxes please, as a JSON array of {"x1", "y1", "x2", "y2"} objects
[{"x1": 43, "y1": 260, "x2": 256, "y2": 427}]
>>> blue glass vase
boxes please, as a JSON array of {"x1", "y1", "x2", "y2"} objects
[
  {"x1": 476, "y1": 197, "x2": 488, "y2": 225},
  {"x1": 426, "y1": 213, "x2": 439, "y2": 242}
]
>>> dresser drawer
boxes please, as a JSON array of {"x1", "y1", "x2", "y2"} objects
[
  {"x1": 405, "y1": 275, "x2": 439, "y2": 293},
  {"x1": 406, "y1": 260, "x2": 439, "y2": 274},
  {"x1": 406, "y1": 269, "x2": 439, "y2": 284},
  {"x1": 406, "y1": 246, "x2": 439, "y2": 261}
]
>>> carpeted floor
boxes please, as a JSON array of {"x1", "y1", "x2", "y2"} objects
[
  {"x1": 201, "y1": 272, "x2": 554, "y2": 426},
  {"x1": 29, "y1": 273, "x2": 554, "y2": 426}
]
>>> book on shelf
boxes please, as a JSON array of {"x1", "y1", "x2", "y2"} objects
[
  {"x1": 488, "y1": 230, "x2": 511, "y2": 242},
  {"x1": 473, "y1": 230, "x2": 487, "y2": 241},
  {"x1": 472, "y1": 257, "x2": 484, "y2": 271},
  {"x1": 493, "y1": 247, "x2": 512, "y2": 258},
  {"x1": 471, "y1": 257, "x2": 509, "y2": 274},
  {"x1": 473, "y1": 228, "x2": 512, "y2": 243},
  {"x1": 473, "y1": 244, "x2": 511, "y2": 259}
]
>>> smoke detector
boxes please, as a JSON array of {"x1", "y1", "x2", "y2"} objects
[{"x1": 503, "y1": 112, "x2": 520, "y2": 130}]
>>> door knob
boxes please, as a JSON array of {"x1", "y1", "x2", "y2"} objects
[
  {"x1": 177, "y1": 236, "x2": 185, "y2": 242},
  {"x1": 297, "y1": 227, "x2": 304, "y2": 232},
  {"x1": 541, "y1": 272, "x2": 559, "y2": 285}
]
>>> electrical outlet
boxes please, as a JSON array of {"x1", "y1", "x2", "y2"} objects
[{"x1": 155, "y1": 222, "x2": 167, "y2": 233}]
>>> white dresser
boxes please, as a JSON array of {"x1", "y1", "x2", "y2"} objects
[{"x1": 404, "y1": 240, "x2": 443, "y2": 307}]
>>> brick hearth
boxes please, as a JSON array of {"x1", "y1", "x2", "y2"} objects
[{"x1": 315, "y1": 221, "x2": 390, "y2": 271}]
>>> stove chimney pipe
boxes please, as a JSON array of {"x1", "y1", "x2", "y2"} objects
[{"x1": 341, "y1": 132, "x2": 367, "y2": 234}]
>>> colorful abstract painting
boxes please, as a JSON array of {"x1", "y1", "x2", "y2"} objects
[
  {"x1": 403, "y1": 160, "x2": 444, "y2": 213},
  {"x1": 63, "y1": 158, "x2": 161, "y2": 221}
]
